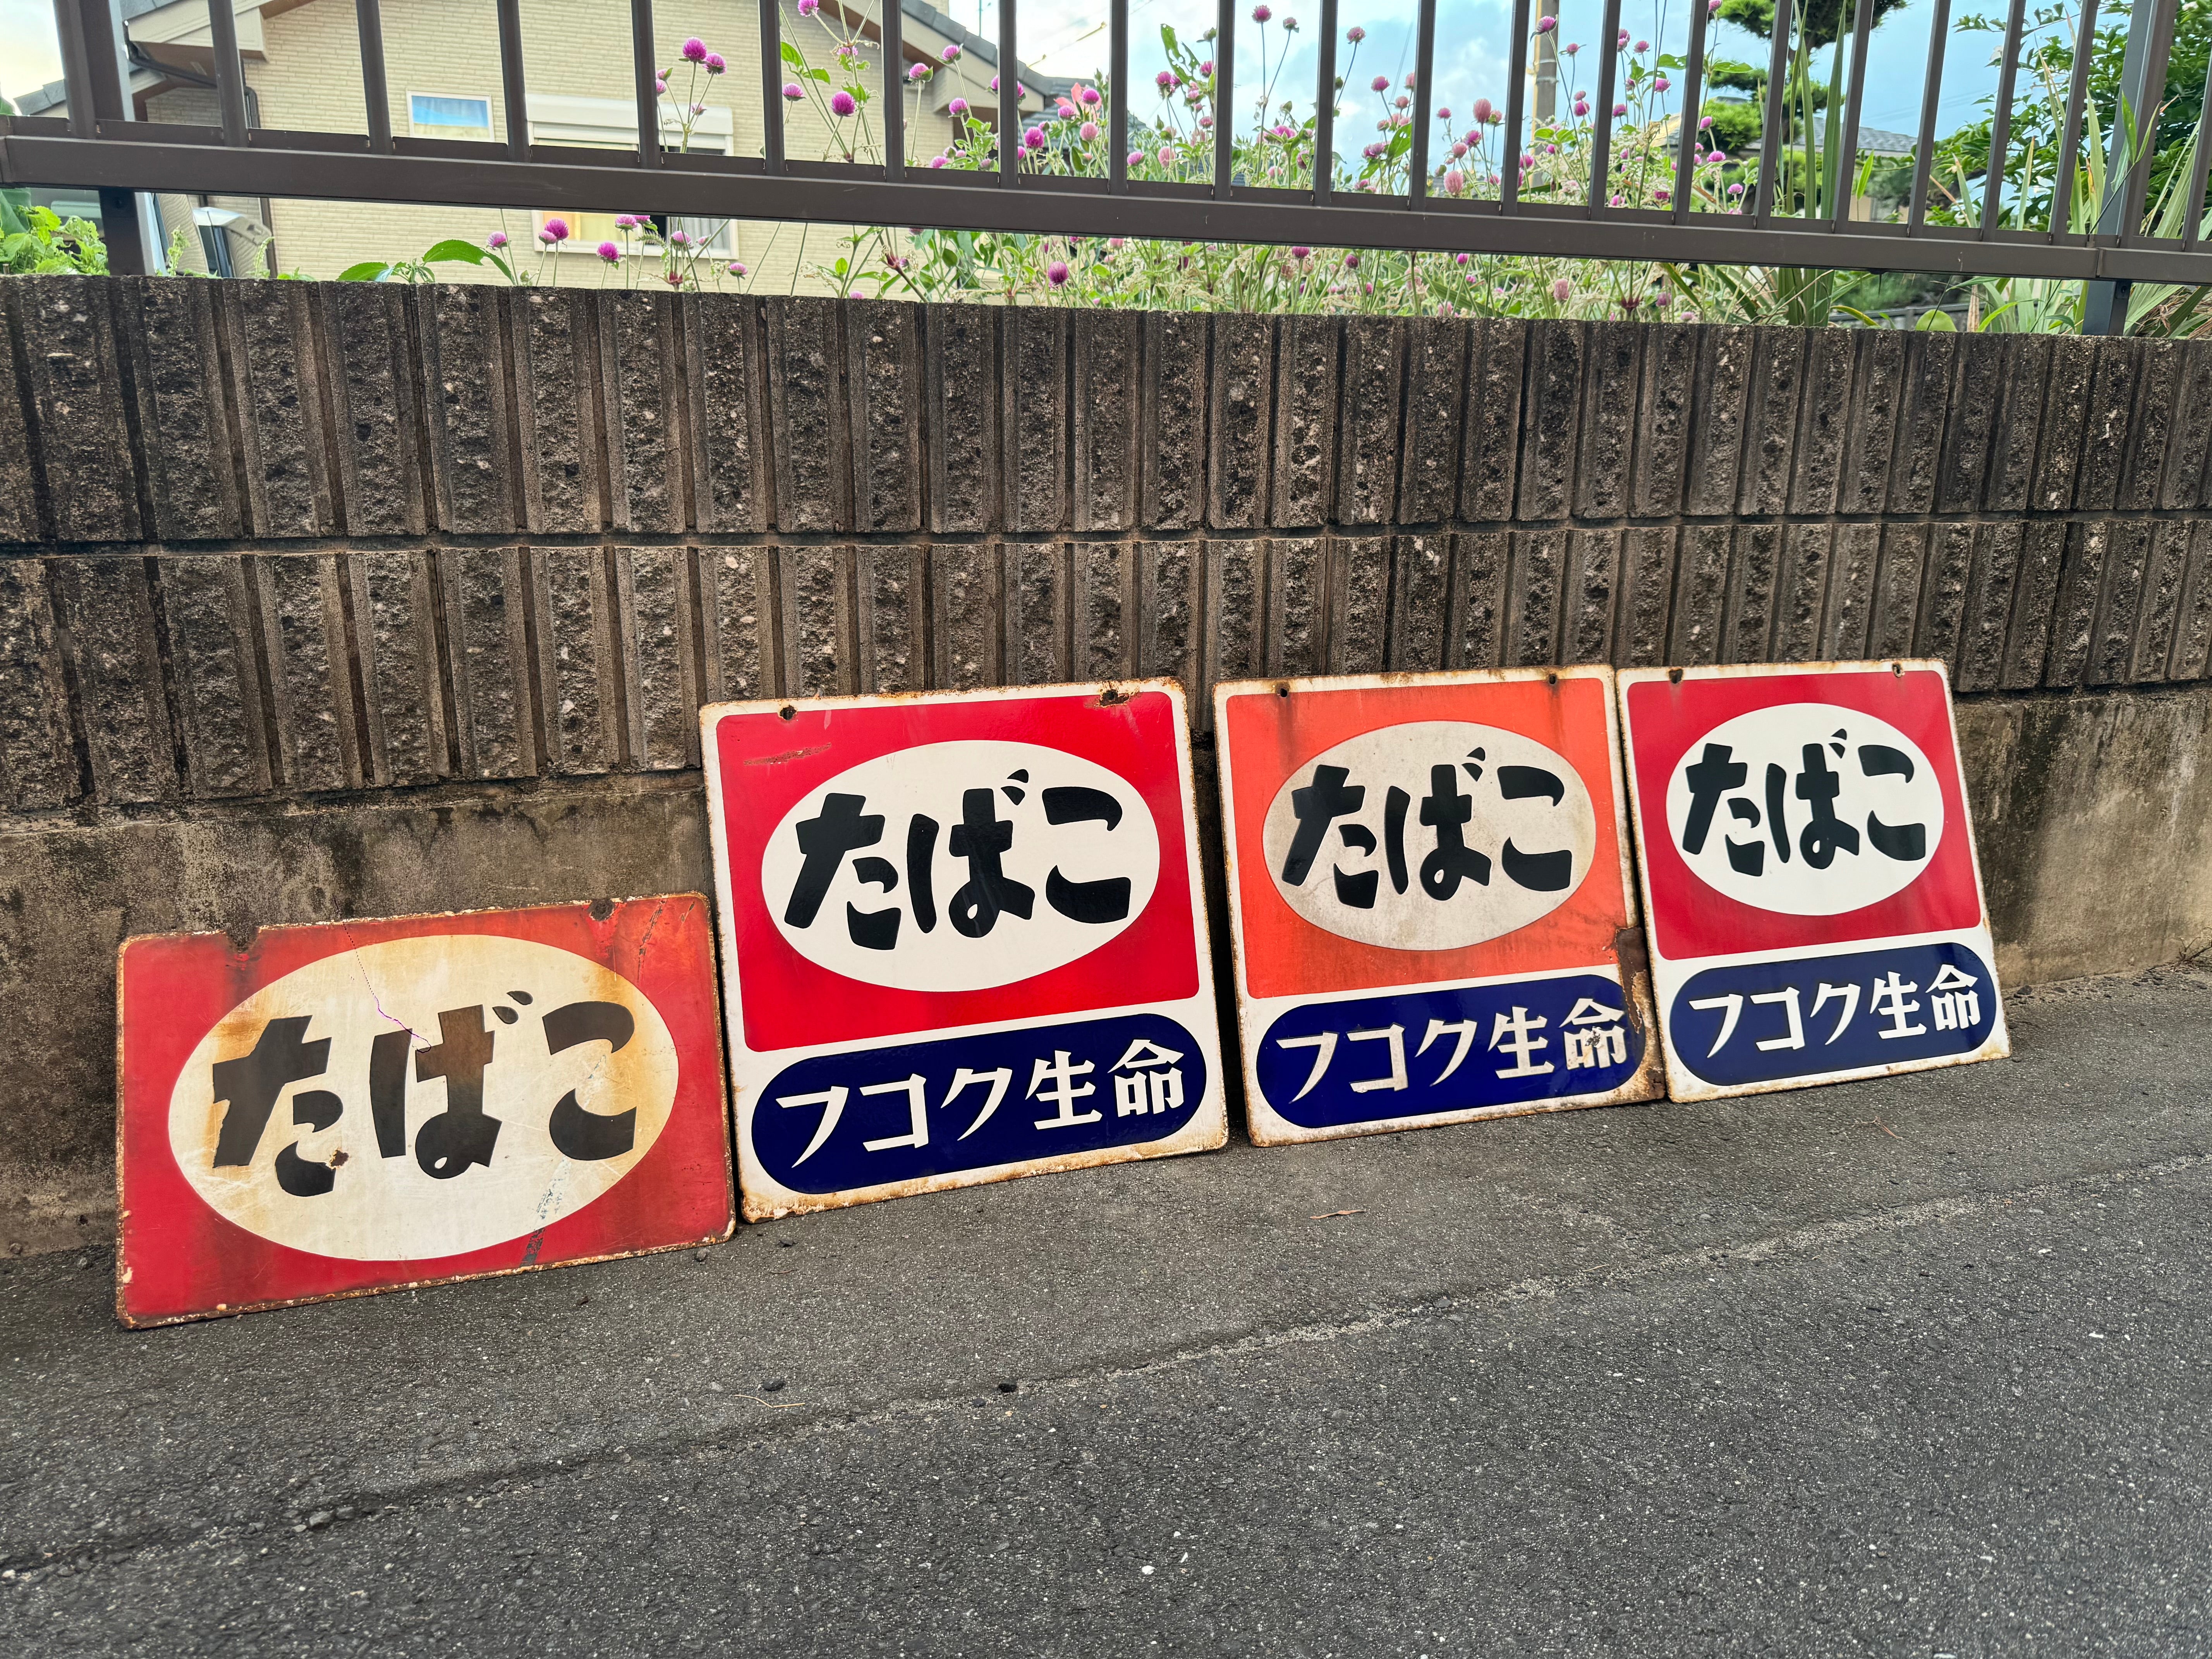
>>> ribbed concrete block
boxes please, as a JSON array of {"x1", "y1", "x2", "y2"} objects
[
  {"x1": 1073, "y1": 310, "x2": 1139, "y2": 532},
  {"x1": 1504, "y1": 528, "x2": 1567, "y2": 666},
  {"x1": 855, "y1": 543, "x2": 926, "y2": 695},
  {"x1": 846, "y1": 300, "x2": 923, "y2": 534},
  {"x1": 12, "y1": 278, "x2": 140, "y2": 542},
  {"x1": 1515, "y1": 322, "x2": 1585, "y2": 523},
  {"x1": 320, "y1": 282, "x2": 426, "y2": 537},
  {"x1": 1460, "y1": 319, "x2": 1526, "y2": 522},
  {"x1": 617, "y1": 545, "x2": 700, "y2": 765},
  {"x1": 1205, "y1": 539, "x2": 1267, "y2": 689},
  {"x1": 1885, "y1": 331, "x2": 1955, "y2": 517},
  {"x1": 925, "y1": 304, "x2": 1000, "y2": 533},
  {"x1": 1999, "y1": 520, "x2": 2070, "y2": 690},
  {"x1": 701, "y1": 547, "x2": 777, "y2": 703},
  {"x1": 1003, "y1": 541, "x2": 1070, "y2": 685},
  {"x1": 1957, "y1": 522, "x2": 2023, "y2": 695},
  {"x1": 2084, "y1": 520, "x2": 2150, "y2": 686},
  {"x1": 1868, "y1": 524, "x2": 1929, "y2": 659},
  {"x1": 118, "y1": 278, "x2": 242, "y2": 541},
  {"x1": 1668, "y1": 526, "x2": 1732, "y2": 665},
  {"x1": 1388, "y1": 532, "x2": 1451, "y2": 671},
  {"x1": 1986, "y1": 335, "x2": 2051, "y2": 514},
  {"x1": 2031, "y1": 335, "x2": 2097, "y2": 511},
  {"x1": 929, "y1": 543, "x2": 1000, "y2": 690},
  {"x1": 445, "y1": 545, "x2": 537, "y2": 778},
  {"x1": 254, "y1": 553, "x2": 356, "y2": 793},
  {"x1": 778, "y1": 544, "x2": 856, "y2": 698},
  {"x1": 1563, "y1": 529, "x2": 1621, "y2": 665},
  {"x1": 1273, "y1": 314, "x2": 1341, "y2": 529},
  {"x1": 1135, "y1": 542, "x2": 1199, "y2": 688},
  {"x1": 421, "y1": 283, "x2": 516, "y2": 535},
  {"x1": 685, "y1": 294, "x2": 770, "y2": 534},
  {"x1": 1738, "y1": 328, "x2": 1804, "y2": 517},
  {"x1": 1616, "y1": 527, "x2": 1678, "y2": 667},
  {"x1": 533, "y1": 546, "x2": 618, "y2": 776},
  {"x1": 354, "y1": 550, "x2": 448, "y2": 786},
  {"x1": 1721, "y1": 523, "x2": 1779, "y2": 664},
  {"x1": 1821, "y1": 523, "x2": 1881, "y2": 661},
  {"x1": 226, "y1": 280, "x2": 335, "y2": 538},
  {"x1": 0, "y1": 333, "x2": 39, "y2": 542},
  {"x1": 2118, "y1": 340, "x2": 2181, "y2": 512},
  {"x1": 1072, "y1": 541, "x2": 1135, "y2": 679},
  {"x1": 1684, "y1": 326, "x2": 1754, "y2": 518},
  {"x1": 58, "y1": 556, "x2": 172, "y2": 802},
  {"x1": 1208, "y1": 314, "x2": 1275, "y2": 530},
  {"x1": 1573, "y1": 321, "x2": 1640, "y2": 521},
  {"x1": 1936, "y1": 333, "x2": 2008, "y2": 516},
  {"x1": 1001, "y1": 308, "x2": 1069, "y2": 534},
  {"x1": 2171, "y1": 523, "x2": 2212, "y2": 681},
  {"x1": 0, "y1": 558, "x2": 78, "y2": 809},
  {"x1": 602, "y1": 290, "x2": 687, "y2": 534},
  {"x1": 1318, "y1": 318, "x2": 1389, "y2": 526},
  {"x1": 2133, "y1": 521, "x2": 2195, "y2": 683},
  {"x1": 159, "y1": 553, "x2": 269, "y2": 797},
  {"x1": 1633, "y1": 323, "x2": 1696, "y2": 518},
  {"x1": 1396, "y1": 318, "x2": 1468, "y2": 525},
  {"x1": 1917, "y1": 521, "x2": 1978, "y2": 672},
  {"x1": 1837, "y1": 328, "x2": 1905, "y2": 516},
  {"x1": 2164, "y1": 340, "x2": 2212, "y2": 510},
  {"x1": 511, "y1": 288, "x2": 604, "y2": 534},
  {"x1": 1787, "y1": 325, "x2": 1855, "y2": 516},
  {"x1": 1449, "y1": 531, "x2": 1509, "y2": 669},
  {"x1": 1772, "y1": 522, "x2": 1833, "y2": 664},
  {"x1": 2073, "y1": 340, "x2": 2138, "y2": 513},
  {"x1": 1266, "y1": 537, "x2": 1328, "y2": 675},
  {"x1": 1327, "y1": 535, "x2": 1391, "y2": 675},
  {"x1": 766, "y1": 297, "x2": 851, "y2": 533},
  {"x1": 2043, "y1": 519, "x2": 2111, "y2": 687},
  {"x1": 1138, "y1": 313, "x2": 1207, "y2": 531}
]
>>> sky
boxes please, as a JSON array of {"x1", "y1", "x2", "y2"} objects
[{"x1": 3, "y1": 0, "x2": 66, "y2": 104}]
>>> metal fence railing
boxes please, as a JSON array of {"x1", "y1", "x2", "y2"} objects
[{"x1": 4, "y1": 0, "x2": 2207, "y2": 325}]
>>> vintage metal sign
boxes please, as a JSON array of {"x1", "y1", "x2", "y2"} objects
[
  {"x1": 1215, "y1": 667, "x2": 1663, "y2": 1146},
  {"x1": 1616, "y1": 659, "x2": 2009, "y2": 1100},
  {"x1": 115, "y1": 895, "x2": 733, "y2": 1326},
  {"x1": 703, "y1": 681, "x2": 1226, "y2": 1217}
]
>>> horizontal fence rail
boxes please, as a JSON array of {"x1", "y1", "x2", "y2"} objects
[{"x1": 4, "y1": 0, "x2": 2209, "y2": 293}]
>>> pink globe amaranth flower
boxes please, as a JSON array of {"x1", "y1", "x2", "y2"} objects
[
  {"x1": 1635, "y1": 38, "x2": 1650, "y2": 51},
  {"x1": 1082, "y1": 85, "x2": 1101, "y2": 104},
  {"x1": 1128, "y1": 148, "x2": 1145, "y2": 167},
  {"x1": 1080, "y1": 120, "x2": 1099, "y2": 141},
  {"x1": 949, "y1": 96, "x2": 970, "y2": 117},
  {"x1": 1198, "y1": 113, "x2": 1214, "y2": 128},
  {"x1": 728, "y1": 261, "x2": 747, "y2": 276},
  {"x1": 1728, "y1": 180, "x2": 1747, "y2": 195},
  {"x1": 1023, "y1": 125, "x2": 1046, "y2": 149},
  {"x1": 488, "y1": 231, "x2": 509, "y2": 249},
  {"x1": 1047, "y1": 260, "x2": 1070, "y2": 285},
  {"x1": 1157, "y1": 145, "x2": 1175, "y2": 166},
  {"x1": 1252, "y1": 2, "x2": 1271, "y2": 20},
  {"x1": 1654, "y1": 186, "x2": 1672, "y2": 202},
  {"x1": 1535, "y1": 14, "x2": 1555, "y2": 30},
  {"x1": 1436, "y1": 105, "x2": 1452, "y2": 121},
  {"x1": 1654, "y1": 74, "x2": 1670, "y2": 91},
  {"x1": 1607, "y1": 193, "x2": 1624, "y2": 206},
  {"x1": 1612, "y1": 102, "x2": 1628, "y2": 117},
  {"x1": 655, "y1": 76, "x2": 668, "y2": 93},
  {"x1": 782, "y1": 82, "x2": 802, "y2": 100},
  {"x1": 1108, "y1": 236, "x2": 1126, "y2": 249},
  {"x1": 929, "y1": 154, "x2": 949, "y2": 168},
  {"x1": 681, "y1": 36, "x2": 707, "y2": 60},
  {"x1": 1552, "y1": 276, "x2": 1572, "y2": 302},
  {"x1": 1199, "y1": 59, "x2": 1214, "y2": 76},
  {"x1": 1617, "y1": 28, "x2": 1629, "y2": 45},
  {"x1": 989, "y1": 74, "x2": 999, "y2": 90},
  {"x1": 1343, "y1": 251, "x2": 1360, "y2": 268},
  {"x1": 1346, "y1": 23, "x2": 1365, "y2": 40},
  {"x1": 1372, "y1": 74, "x2": 1389, "y2": 92},
  {"x1": 705, "y1": 53, "x2": 726, "y2": 73},
  {"x1": 1454, "y1": 251, "x2": 1468, "y2": 264},
  {"x1": 1156, "y1": 69, "x2": 1175, "y2": 89},
  {"x1": 690, "y1": 100, "x2": 707, "y2": 115},
  {"x1": 831, "y1": 90, "x2": 857, "y2": 116},
  {"x1": 941, "y1": 42, "x2": 960, "y2": 62},
  {"x1": 1283, "y1": 14, "x2": 1298, "y2": 27},
  {"x1": 1273, "y1": 123, "x2": 1295, "y2": 137},
  {"x1": 1573, "y1": 98, "x2": 1589, "y2": 117},
  {"x1": 614, "y1": 213, "x2": 637, "y2": 229},
  {"x1": 1472, "y1": 96, "x2": 1494, "y2": 124},
  {"x1": 669, "y1": 229, "x2": 690, "y2": 246},
  {"x1": 596, "y1": 240, "x2": 620, "y2": 263},
  {"x1": 1520, "y1": 150, "x2": 1534, "y2": 167},
  {"x1": 1404, "y1": 70, "x2": 1418, "y2": 87},
  {"x1": 1708, "y1": 148, "x2": 1728, "y2": 164},
  {"x1": 1443, "y1": 167, "x2": 1465, "y2": 193},
  {"x1": 909, "y1": 62, "x2": 929, "y2": 81},
  {"x1": 1563, "y1": 40, "x2": 1579, "y2": 54},
  {"x1": 1699, "y1": 113, "x2": 1715, "y2": 129},
  {"x1": 1362, "y1": 141, "x2": 1385, "y2": 160},
  {"x1": 1058, "y1": 99, "x2": 1076, "y2": 117},
  {"x1": 797, "y1": 0, "x2": 819, "y2": 12},
  {"x1": 1290, "y1": 244, "x2": 1311, "y2": 258},
  {"x1": 1654, "y1": 289, "x2": 1671, "y2": 307},
  {"x1": 540, "y1": 217, "x2": 570, "y2": 243}
]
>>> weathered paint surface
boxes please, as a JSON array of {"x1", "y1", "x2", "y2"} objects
[
  {"x1": 702, "y1": 680, "x2": 1226, "y2": 1218},
  {"x1": 115, "y1": 895, "x2": 732, "y2": 1326},
  {"x1": 1616, "y1": 659, "x2": 2010, "y2": 1102},
  {"x1": 1215, "y1": 666, "x2": 1664, "y2": 1148}
]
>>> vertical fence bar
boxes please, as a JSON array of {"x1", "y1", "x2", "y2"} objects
[
  {"x1": 2111, "y1": 0, "x2": 2180, "y2": 244},
  {"x1": 1214, "y1": 0, "x2": 1235, "y2": 193},
  {"x1": 1829, "y1": 0, "x2": 1874, "y2": 228},
  {"x1": 1752, "y1": 0, "x2": 1793, "y2": 216},
  {"x1": 1976, "y1": 0, "x2": 2028, "y2": 237},
  {"x1": 1585, "y1": 0, "x2": 1625, "y2": 212},
  {"x1": 1408, "y1": 0, "x2": 1437, "y2": 202},
  {"x1": 1670, "y1": 0, "x2": 1712, "y2": 221},
  {"x1": 1501, "y1": 0, "x2": 1531, "y2": 211},
  {"x1": 1000, "y1": 0, "x2": 1019, "y2": 182},
  {"x1": 2181, "y1": 64, "x2": 2212, "y2": 247},
  {"x1": 632, "y1": 0, "x2": 660, "y2": 167},
  {"x1": 883, "y1": 0, "x2": 904, "y2": 176},
  {"x1": 1904, "y1": 0, "x2": 1951, "y2": 230},
  {"x1": 1110, "y1": 0, "x2": 1130, "y2": 190},
  {"x1": 52, "y1": 0, "x2": 99, "y2": 138},
  {"x1": 1313, "y1": 0, "x2": 1337, "y2": 200},
  {"x1": 760, "y1": 0, "x2": 784, "y2": 171},
  {"x1": 357, "y1": 0, "x2": 393, "y2": 150},
  {"x1": 2049, "y1": 0, "x2": 2099, "y2": 238},
  {"x1": 207, "y1": 0, "x2": 249, "y2": 144},
  {"x1": 496, "y1": 0, "x2": 530, "y2": 158},
  {"x1": 1535, "y1": 0, "x2": 1559, "y2": 122}
]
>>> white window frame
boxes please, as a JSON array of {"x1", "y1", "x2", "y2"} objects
[{"x1": 406, "y1": 91, "x2": 495, "y2": 141}]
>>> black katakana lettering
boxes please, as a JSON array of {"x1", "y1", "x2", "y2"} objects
[
  {"x1": 1419, "y1": 764, "x2": 1492, "y2": 899},
  {"x1": 272, "y1": 1088, "x2": 343, "y2": 1197},
  {"x1": 1724, "y1": 797, "x2": 1764, "y2": 878},
  {"x1": 210, "y1": 1015, "x2": 331, "y2": 1170},
  {"x1": 1680, "y1": 744, "x2": 1748, "y2": 855},
  {"x1": 413, "y1": 1005, "x2": 501, "y2": 1179},
  {"x1": 369, "y1": 1027, "x2": 410, "y2": 1159},
  {"x1": 1041, "y1": 786, "x2": 1132, "y2": 924},
  {"x1": 544, "y1": 1000, "x2": 637, "y2": 1161},
  {"x1": 1764, "y1": 762, "x2": 1791, "y2": 866},
  {"x1": 1282, "y1": 765, "x2": 1365, "y2": 886},
  {"x1": 1794, "y1": 744, "x2": 1861, "y2": 869},
  {"x1": 1858, "y1": 744, "x2": 1927, "y2": 861},
  {"x1": 1382, "y1": 786, "x2": 1411, "y2": 895},
  {"x1": 906, "y1": 815, "x2": 940, "y2": 934},
  {"x1": 947, "y1": 788, "x2": 1035, "y2": 939},
  {"x1": 783, "y1": 793, "x2": 886, "y2": 930},
  {"x1": 847, "y1": 855, "x2": 901, "y2": 951}
]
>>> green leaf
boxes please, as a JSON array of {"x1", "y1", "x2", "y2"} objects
[
  {"x1": 810, "y1": 67, "x2": 831, "y2": 82},
  {"x1": 418, "y1": 238, "x2": 490, "y2": 265},
  {"x1": 337, "y1": 261, "x2": 391, "y2": 282},
  {"x1": 781, "y1": 40, "x2": 805, "y2": 64}
]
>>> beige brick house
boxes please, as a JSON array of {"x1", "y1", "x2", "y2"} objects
[{"x1": 17, "y1": 0, "x2": 1071, "y2": 287}]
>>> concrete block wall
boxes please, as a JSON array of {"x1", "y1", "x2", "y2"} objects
[{"x1": 3, "y1": 273, "x2": 2211, "y2": 1252}]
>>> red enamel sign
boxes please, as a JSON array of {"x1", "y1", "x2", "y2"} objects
[
  {"x1": 116, "y1": 895, "x2": 733, "y2": 1326},
  {"x1": 1617, "y1": 660, "x2": 2009, "y2": 1099}
]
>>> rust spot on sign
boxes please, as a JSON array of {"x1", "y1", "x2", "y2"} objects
[{"x1": 748, "y1": 744, "x2": 831, "y2": 766}]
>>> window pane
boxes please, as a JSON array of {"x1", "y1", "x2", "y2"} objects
[{"x1": 410, "y1": 94, "x2": 493, "y2": 139}]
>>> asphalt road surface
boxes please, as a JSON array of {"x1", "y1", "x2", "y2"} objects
[{"x1": 5, "y1": 965, "x2": 2210, "y2": 1657}]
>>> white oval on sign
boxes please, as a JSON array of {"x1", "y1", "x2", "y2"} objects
[
  {"x1": 760, "y1": 739, "x2": 1160, "y2": 992},
  {"x1": 168, "y1": 935, "x2": 679, "y2": 1262},
  {"x1": 1662, "y1": 701, "x2": 1945, "y2": 915},
  {"x1": 1260, "y1": 721, "x2": 1598, "y2": 951}
]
